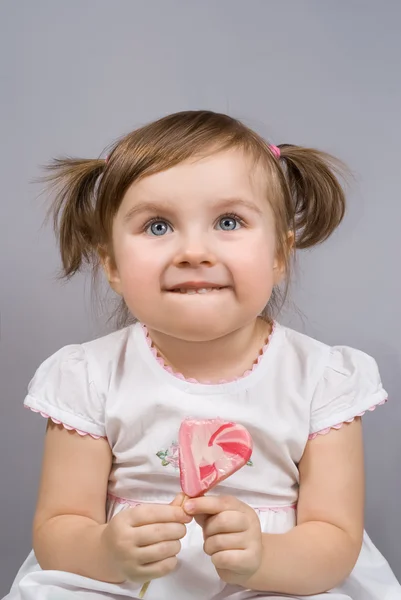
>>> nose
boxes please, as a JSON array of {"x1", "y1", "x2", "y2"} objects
[{"x1": 173, "y1": 235, "x2": 217, "y2": 268}]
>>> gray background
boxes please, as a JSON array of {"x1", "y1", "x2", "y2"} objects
[{"x1": 0, "y1": 0, "x2": 400, "y2": 595}]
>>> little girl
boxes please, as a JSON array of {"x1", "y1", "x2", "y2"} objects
[{"x1": 5, "y1": 111, "x2": 401, "y2": 600}]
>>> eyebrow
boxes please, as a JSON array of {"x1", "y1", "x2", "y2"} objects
[
  {"x1": 214, "y1": 198, "x2": 264, "y2": 216},
  {"x1": 123, "y1": 202, "x2": 174, "y2": 223},
  {"x1": 123, "y1": 198, "x2": 264, "y2": 223}
]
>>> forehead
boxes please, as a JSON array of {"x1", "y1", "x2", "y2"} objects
[{"x1": 124, "y1": 149, "x2": 267, "y2": 202}]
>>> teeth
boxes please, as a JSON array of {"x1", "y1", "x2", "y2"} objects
[{"x1": 176, "y1": 287, "x2": 221, "y2": 294}]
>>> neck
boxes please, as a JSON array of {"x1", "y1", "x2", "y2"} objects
[{"x1": 146, "y1": 318, "x2": 272, "y2": 383}]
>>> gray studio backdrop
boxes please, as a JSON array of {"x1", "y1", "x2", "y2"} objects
[{"x1": 1, "y1": 0, "x2": 400, "y2": 595}]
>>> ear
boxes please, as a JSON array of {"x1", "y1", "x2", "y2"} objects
[
  {"x1": 98, "y1": 247, "x2": 123, "y2": 296},
  {"x1": 273, "y1": 230, "x2": 294, "y2": 285}
]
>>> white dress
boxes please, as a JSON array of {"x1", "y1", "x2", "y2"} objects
[{"x1": 4, "y1": 322, "x2": 401, "y2": 600}]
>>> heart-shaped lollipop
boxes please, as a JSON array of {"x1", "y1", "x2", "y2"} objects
[
  {"x1": 179, "y1": 418, "x2": 253, "y2": 497},
  {"x1": 139, "y1": 418, "x2": 252, "y2": 598}
]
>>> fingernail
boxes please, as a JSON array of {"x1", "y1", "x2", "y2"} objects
[{"x1": 184, "y1": 501, "x2": 195, "y2": 513}]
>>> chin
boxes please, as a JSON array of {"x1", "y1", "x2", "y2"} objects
[
  {"x1": 175, "y1": 328, "x2": 228, "y2": 343},
  {"x1": 154, "y1": 315, "x2": 238, "y2": 343}
]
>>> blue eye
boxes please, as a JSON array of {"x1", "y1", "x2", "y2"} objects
[
  {"x1": 146, "y1": 220, "x2": 172, "y2": 236},
  {"x1": 217, "y1": 216, "x2": 241, "y2": 231}
]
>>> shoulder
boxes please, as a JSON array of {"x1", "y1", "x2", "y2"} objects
[
  {"x1": 82, "y1": 324, "x2": 135, "y2": 364},
  {"x1": 78, "y1": 323, "x2": 138, "y2": 394},
  {"x1": 275, "y1": 323, "x2": 382, "y2": 381},
  {"x1": 273, "y1": 325, "x2": 389, "y2": 436},
  {"x1": 276, "y1": 323, "x2": 331, "y2": 358},
  {"x1": 24, "y1": 324, "x2": 139, "y2": 438},
  {"x1": 82, "y1": 323, "x2": 136, "y2": 358},
  {"x1": 274, "y1": 323, "x2": 331, "y2": 381},
  {"x1": 274, "y1": 324, "x2": 387, "y2": 427},
  {"x1": 33, "y1": 325, "x2": 137, "y2": 390}
]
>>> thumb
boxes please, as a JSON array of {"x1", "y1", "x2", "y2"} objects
[
  {"x1": 170, "y1": 493, "x2": 193, "y2": 523},
  {"x1": 170, "y1": 492, "x2": 187, "y2": 507}
]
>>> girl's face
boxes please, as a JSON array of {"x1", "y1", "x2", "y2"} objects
[{"x1": 104, "y1": 149, "x2": 284, "y2": 342}]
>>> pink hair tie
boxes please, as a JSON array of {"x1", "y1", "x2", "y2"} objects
[{"x1": 269, "y1": 144, "x2": 281, "y2": 158}]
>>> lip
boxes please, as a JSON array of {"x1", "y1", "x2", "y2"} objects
[{"x1": 166, "y1": 282, "x2": 228, "y2": 291}]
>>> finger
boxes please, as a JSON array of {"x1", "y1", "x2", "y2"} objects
[
  {"x1": 193, "y1": 514, "x2": 207, "y2": 529},
  {"x1": 170, "y1": 492, "x2": 186, "y2": 507},
  {"x1": 127, "y1": 505, "x2": 192, "y2": 526},
  {"x1": 204, "y1": 532, "x2": 247, "y2": 556},
  {"x1": 184, "y1": 495, "x2": 244, "y2": 516},
  {"x1": 135, "y1": 556, "x2": 178, "y2": 580},
  {"x1": 211, "y1": 549, "x2": 250, "y2": 573},
  {"x1": 135, "y1": 522, "x2": 187, "y2": 547},
  {"x1": 136, "y1": 540, "x2": 182, "y2": 566},
  {"x1": 203, "y1": 511, "x2": 248, "y2": 537}
]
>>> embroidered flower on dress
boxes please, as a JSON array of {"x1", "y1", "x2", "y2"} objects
[
  {"x1": 156, "y1": 441, "x2": 180, "y2": 468},
  {"x1": 157, "y1": 442, "x2": 253, "y2": 469}
]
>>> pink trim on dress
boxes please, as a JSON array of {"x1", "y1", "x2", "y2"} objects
[
  {"x1": 108, "y1": 493, "x2": 142, "y2": 507},
  {"x1": 308, "y1": 398, "x2": 388, "y2": 440},
  {"x1": 142, "y1": 322, "x2": 276, "y2": 384},
  {"x1": 107, "y1": 493, "x2": 296, "y2": 512},
  {"x1": 257, "y1": 503, "x2": 297, "y2": 513},
  {"x1": 24, "y1": 405, "x2": 106, "y2": 439}
]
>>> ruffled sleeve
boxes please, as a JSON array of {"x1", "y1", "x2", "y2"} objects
[
  {"x1": 309, "y1": 346, "x2": 388, "y2": 439},
  {"x1": 24, "y1": 345, "x2": 106, "y2": 439}
]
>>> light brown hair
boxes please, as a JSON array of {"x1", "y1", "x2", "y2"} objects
[{"x1": 44, "y1": 110, "x2": 346, "y2": 326}]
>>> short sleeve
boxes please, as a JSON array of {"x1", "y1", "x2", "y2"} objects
[
  {"x1": 24, "y1": 345, "x2": 106, "y2": 439},
  {"x1": 310, "y1": 346, "x2": 388, "y2": 438}
]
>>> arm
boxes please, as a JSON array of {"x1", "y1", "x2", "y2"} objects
[
  {"x1": 246, "y1": 418, "x2": 365, "y2": 595},
  {"x1": 33, "y1": 420, "x2": 122, "y2": 582},
  {"x1": 33, "y1": 421, "x2": 191, "y2": 583}
]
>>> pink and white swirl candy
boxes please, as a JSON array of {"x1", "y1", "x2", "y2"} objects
[{"x1": 179, "y1": 418, "x2": 253, "y2": 498}]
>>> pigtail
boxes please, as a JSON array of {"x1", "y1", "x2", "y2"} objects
[
  {"x1": 279, "y1": 145, "x2": 347, "y2": 249},
  {"x1": 43, "y1": 157, "x2": 105, "y2": 278}
]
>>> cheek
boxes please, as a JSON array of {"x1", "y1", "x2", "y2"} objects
[
  {"x1": 226, "y1": 240, "x2": 276, "y2": 309},
  {"x1": 110, "y1": 228, "x2": 149, "y2": 306},
  {"x1": 114, "y1": 237, "x2": 164, "y2": 284},
  {"x1": 119, "y1": 263, "x2": 160, "y2": 299},
  {"x1": 230, "y1": 236, "x2": 276, "y2": 279}
]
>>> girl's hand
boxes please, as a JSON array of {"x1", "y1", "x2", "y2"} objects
[
  {"x1": 101, "y1": 493, "x2": 191, "y2": 584},
  {"x1": 184, "y1": 495, "x2": 263, "y2": 586}
]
